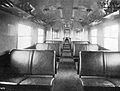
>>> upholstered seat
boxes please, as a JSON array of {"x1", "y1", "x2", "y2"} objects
[
  {"x1": 79, "y1": 51, "x2": 117, "y2": 91},
  {"x1": 20, "y1": 77, "x2": 54, "y2": 86},
  {"x1": 80, "y1": 77, "x2": 115, "y2": 87},
  {"x1": 0, "y1": 49, "x2": 55, "y2": 91},
  {"x1": 0, "y1": 76, "x2": 27, "y2": 85}
]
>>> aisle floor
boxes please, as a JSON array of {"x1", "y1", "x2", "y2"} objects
[{"x1": 52, "y1": 58, "x2": 83, "y2": 91}]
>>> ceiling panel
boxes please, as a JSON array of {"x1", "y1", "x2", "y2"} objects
[{"x1": 1, "y1": 0, "x2": 120, "y2": 28}]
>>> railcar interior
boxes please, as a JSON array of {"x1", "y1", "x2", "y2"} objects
[{"x1": 0, "y1": 0, "x2": 120, "y2": 91}]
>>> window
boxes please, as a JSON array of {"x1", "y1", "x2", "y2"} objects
[
  {"x1": 90, "y1": 29, "x2": 97, "y2": 44},
  {"x1": 104, "y1": 24, "x2": 118, "y2": 51},
  {"x1": 38, "y1": 28, "x2": 44, "y2": 43},
  {"x1": 53, "y1": 30, "x2": 59, "y2": 39},
  {"x1": 76, "y1": 31, "x2": 80, "y2": 39},
  {"x1": 18, "y1": 24, "x2": 31, "y2": 48},
  {"x1": 64, "y1": 29, "x2": 70, "y2": 37}
]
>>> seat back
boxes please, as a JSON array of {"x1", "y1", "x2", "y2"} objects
[
  {"x1": 10, "y1": 49, "x2": 33, "y2": 75},
  {"x1": 36, "y1": 43, "x2": 48, "y2": 50},
  {"x1": 72, "y1": 41, "x2": 89, "y2": 44},
  {"x1": 79, "y1": 51, "x2": 104, "y2": 77},
  {"x1": 74, "y1": 44, "x2": 99, "y2": 57},
  {"x1": 74, "y1": 44, "x2": 87, "y2": 56},
  {"x1": 36, "y1": 43, "x2": 60, "y2": 57},
  {"x1": 46, "y1": 40, "x2": 62, "y2": 44},
  {"x1": 48, "y1": 43, "x2": 60, "y2": 56},
  {"x1": 52, "y1": 41, "x2": 62, "y2": 44},
  {"x1": 104, "y1": 52, "x2": 120, "y2": 77},
  {"x1": 32, "y1": 50, "x2": 55, "y2": 76}
]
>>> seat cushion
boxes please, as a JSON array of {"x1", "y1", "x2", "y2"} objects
[
  {"x1": 80, "y1": 77, "x2": 115, "y2": 87},
  {"x1": 107, "y1": 78, "x2": 120, "y2": 87},
  {"x1": 0, "y1": 76, "x2": 27, "y2": 85},
  {"x1": 19, "y1": 77, "x2": 54, "y2": 86}
]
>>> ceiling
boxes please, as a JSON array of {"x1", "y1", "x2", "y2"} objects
[{"x1": 0, "y1": 0, "x2": 120, "y2": 30}]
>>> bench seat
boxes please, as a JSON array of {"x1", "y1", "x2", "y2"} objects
[
  {"x1": 20, "y1": 77, "x2": 54, "y2": 86},
  {"x1": 79, "y1": 51, "x2": 120, "y2": 91},
  {"x1": 0, "y1": 49, "x2": 55, "y2": 91},
  {"x1": 0, "y1": 76, "x2": 27, "y2": 85},
  {"x1": 107, "y1": 78, "x2": 120, "y2": 87},
  {"x1": 80, "y1": 77, "x2": 115, "y2": 91},
  {"x1": 80, "y1": 77, "x2": 115, "y2": 87}
]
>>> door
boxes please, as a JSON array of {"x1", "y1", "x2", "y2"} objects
[{"x1": 64, "y1": 29, "x2": 70, "y2": 37}]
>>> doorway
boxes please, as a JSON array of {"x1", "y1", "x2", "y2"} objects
[{"x1": 64, "y1": 29, "x2": 70, "y2": 38}]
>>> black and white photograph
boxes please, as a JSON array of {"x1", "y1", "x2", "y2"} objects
[{"x1": 0, "y1": 0, "x2": 119, "y2": 91}]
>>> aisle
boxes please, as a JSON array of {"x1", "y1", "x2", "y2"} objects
[{"x1": 52, "y1": 58, "x2": 83, "y2": 91}]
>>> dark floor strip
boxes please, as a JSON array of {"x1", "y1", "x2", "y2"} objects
[{"x1": 53, "y1": 58, "x2": 83, "y2": 91}]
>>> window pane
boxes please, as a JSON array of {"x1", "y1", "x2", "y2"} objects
[
  {"x1": 91, "y1": 29, "x2": 97, "y2": 36},
  {"x1": 91, "y1": 37, "x2": 97, "y2": 44},
  {"x1": 110, "y1": 28, "x2": 118, "y2": 38},
  {"x1": 104, "y1": 38, "x2": 118, "y2": 51},
  {"x1": 104, "y1": 28, "x2": 110, "y2": 37},
  {"x1": 103, "y1": 24, "x2": 118, "y2": 51},
  {"x1": 38, "y1": 37, "x2": 44, "y2": 43},
  {"x1": 111, "y1": 24, "x2": 119, "y2": 32},
  {"x1": 76, "y1": 31, "x2": 80, "y2": 38},
  {"x1": 53, "y1": 31, "x2": 59, "y2": 38},
  {"x1": 38, "y1": 28, "x2": 44, "y2": 36},
  {"x1": 18, "y1": 37, "x2": 31, "y2": 48},
  {"x1": 38, "y1": 28, "x2": 44, "y2": 43},
  {"x1": 104, "y1": 24, "x2": 118, "y2": 38},
  {"x1": 18, "y1": 24, "x2": 31, "y2": 36}
]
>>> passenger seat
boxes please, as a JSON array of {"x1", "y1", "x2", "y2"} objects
[{"x1": 0, "y1": 49, "x2": 55, "y2": 91}]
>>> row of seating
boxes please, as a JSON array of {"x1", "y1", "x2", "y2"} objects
[
  {"x1": 73, "y1": 44, "x2": 99, "y2": 56},
  {"x1": 45, "y1": 40, "x2": 90, "y2": 44},
  {"x1": 35, "y1": 43, "x2": 102, "y2": 57},
  {"x1": 0, "y1": 49, "x2": 56, "y2": 91},
  {"x1": 45, "y1": 40, "x2": 62, "y2": 44},
  {"x1": 35, "y1": 42, "x2": 108, "y2": 71},
  {"x1": 36, "y1": 43, "x2": 61, "y2": 62},
  {"x1": 79, "y1": 51, "x2": 120, "y2": 91}
]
